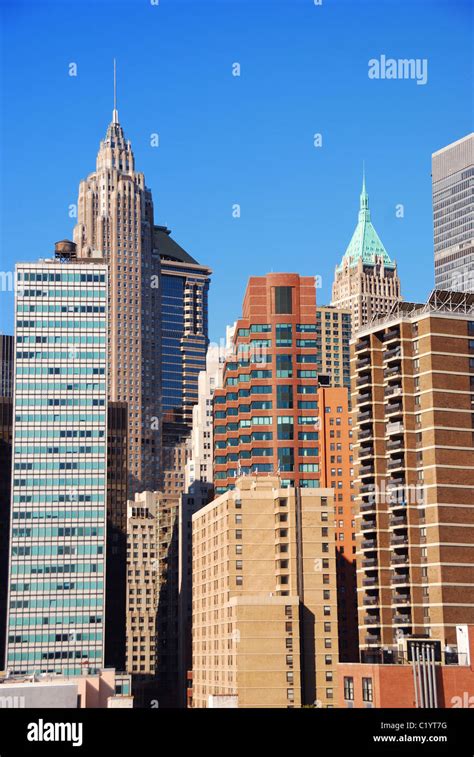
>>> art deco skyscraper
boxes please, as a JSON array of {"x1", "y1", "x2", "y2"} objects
[
  {"x1": 331, "y1": 176, "x2": 401, "y2": 333},
  {"x1": 74, "y1": 95, "x2": 161, "y2": 494}
]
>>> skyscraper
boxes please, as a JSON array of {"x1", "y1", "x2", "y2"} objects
[
  {"x1": 192, "y1": 476, "x2": 339, "y2": 708},
  {"x1": 432, "y1": 133, "x2": 474, "y2": 292},
  {"x1": 73, "y1": 98, "x2": 161, "y2": 494},
  {"x1": 6, "y1": 260, "x2": 108, "y2": 675},
  {"x1": 351, "y1": 290, "x2": 474, "y2": 657},
  {"x1": 154, "y1": 225, "x2": 211, "y2": 497},
  {"x1": 213, "y1": 273, "x2": 351, "y2": 493},
  {"x1": 0, "y1": 334, "x2": 14, "y2": 398},
  {"x1": 331, "y1": 176, "x2": 401, "y2": 332}
]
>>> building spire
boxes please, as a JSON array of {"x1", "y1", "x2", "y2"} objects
[
  {"x1": 112, "y1": 58, "x2": 119, "y2": 124},
  {"x1": 360, "y1": 162, "x2": 369, "y2": 214}
]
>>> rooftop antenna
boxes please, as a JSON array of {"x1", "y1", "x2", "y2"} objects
[{"x1": 112, "y1": 58, "x2": 119, "y2": 124}]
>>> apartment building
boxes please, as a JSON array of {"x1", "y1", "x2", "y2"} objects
[
  {"x1": 352, "y1": 290, "x2": 474, "y2": 657},
  {"x1": 316, "y1": 306, "x2": 352, "y2": 388},
  {"x1": 192, "y1": 476, "x2": 339, "y2": 708}
]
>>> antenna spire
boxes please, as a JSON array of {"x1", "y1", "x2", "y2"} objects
[{"x1": 112, "y1": 59, "x2": 119, "y2": 124}]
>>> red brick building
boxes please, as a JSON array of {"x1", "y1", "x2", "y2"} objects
[
  {"x1": 212, "y1": 273, "x2": 358, "y2": 661},
  {"x1": 338, "y1": 625, "x2": 474, "y2": 708}
]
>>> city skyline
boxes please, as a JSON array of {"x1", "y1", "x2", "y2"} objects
[
  {"x1": 0, "y1": 0, "x2": 472, "y2": 729},
  {"x1": 0, "y1": 0, "x2": 472, "y2": 343}
]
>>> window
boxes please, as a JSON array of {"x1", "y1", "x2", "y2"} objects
[
  {"x1": 362, "y1": 677, "x2": 373, "y2": 703},
  {"x1": 278, "y1": 447, "x2": 294, "y2": 472},
  {"x1": 274, "y1": 287, "x2": 293, "y2": 314},
  {"x1": 344, "y1": 677, "x2": 354, "y2": 701},
  {"x1": 277, "y1": 384, "x2": 293, "y2": 409},
  {"x1": 276, "y1": 323, "x2": 292, "y2": 347},
  {"x1": 276, "y1": 354, "x2": 292, "y2": 378}
]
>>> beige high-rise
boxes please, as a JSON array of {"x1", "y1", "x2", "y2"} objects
[
  {"x1": 331, "y1": 176, "x2": 401, "y2": 333},
  {"x1": 74, "y1": 104, "x2": 161, "y2": 493},
  {"x1": 352, "y1": 290, "x2": 474, "y2": 656},
  {"x1": 192, "y1": 476, "x2": 339, "y2": 708}
]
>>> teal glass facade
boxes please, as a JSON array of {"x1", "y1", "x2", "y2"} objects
[{"x1": 6, "y1": 262, "x2": 108, "y2": 675}]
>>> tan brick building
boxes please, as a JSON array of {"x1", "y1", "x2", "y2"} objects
[
  {"x1": 192, "y1": 476, "x2": 339, "y2": 708},
  {"x1": 352, "y1": 290, "x2": 474, "y2": 658}
]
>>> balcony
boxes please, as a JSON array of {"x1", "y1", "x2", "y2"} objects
[
  {"x1": 359, "y1": 444, "x2": 374, "y2": 458},
  {"x1": 383, "y1": 328, "x2": 400, "y2": 343},
  {"x1": 393, "y1": 614, "x2": 412, "y2": 625},
  {"x1": 365, "y1": 633, "x2": 381, "y2": 644},
  {"x1": 386, "y1": 438, "x2": 403, "y2": 451},
  {"x1": 357, "y1": 410, "x2": 373, "y2": 424},
  {"x1": 386, "y1": 401, "x2": 403, "y2": 417},
  {"x1": 361, "y1": 519, "x2": 377, "y2": 531},
  {"x1": 356, "y1": 356, "x2": 371, "y2": 371},
  {"x1": 356, "y1": 339, "x2": 370, "y2": 353},
  {"x1": 363, "y1": 576, "x2": 378, "y2": 587},
  {"x1": 389, "y1": 513, "x2": 407, "y2": 527},
  {"x1": 363, "y1": 595, "x2": 379, "y2": 606},
  {"x1": 391, "y1": 553, "x2": 409, "y2": 565},
  {"x1": 360, "y1": 483, "x2": 376, "y2": 494},
  {"x1": 387, "y1": 456, "x2": 404, "y2": 471},
  {"x1": 392, "y1": 571, "x2": 410, "y2": 585},
  {"x1": 386, "y1": 422, "x2": 404, "y2": 436},
  {"x1": 358, "y1": 391, "x2": 372, "y2": 405},
  {"x1": 361, "y1": 538, "x2": 377, "y2": 550},
  {"x1": 358, "y1": 428, "x2": 373, "y2": 441},
  {"x1": 385, "y1": 384, "x2": 402, "y2": 399},
  {"x1": 359, "y1": 464, "x2": 375, "y2": 477},
  {"x1": 360, "y1": 501, "x2": 376, "y2": 513},
  {"x1": 392, "y1": 593, "x2": 411, "y2": 605},
  {"x1": 391, "y1": 533, "x2": 408, "y2": 546},
  {"x1": 364, "y1": 614, "x2": 380, "y2": 626},
  {"x1": 384, "y1": 363, "x2": 401, "y2": 378},
  {"x1": 384, "y1": 346, "x2": 402, "y2": 362},
  {"x1": 362, "y1": 557, "x2": 378, "y2": 568},
  {"x1": 356, "y1": 373, "x2": 371, "y2": 387},
  {"x1": 387, "y1": 476, "x2": 406, "y2": 490}
]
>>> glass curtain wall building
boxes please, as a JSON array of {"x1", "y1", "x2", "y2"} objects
[{"x1": 5, "y1": 261, "x2": 108, "y2": 676}]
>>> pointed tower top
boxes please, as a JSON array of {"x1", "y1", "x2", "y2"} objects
[
  {"x1": 336, "y1": 169, "x2": 395, "y2": 271},
  {"x1": 112, "y1": 59, "x2": 119, "y2": 124}
]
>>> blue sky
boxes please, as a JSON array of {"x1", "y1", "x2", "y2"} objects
[{"x1": 0, "y1": 0, "x2": 472, "y2": 341}]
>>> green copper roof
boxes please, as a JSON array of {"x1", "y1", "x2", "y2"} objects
[{"x1": 337, "y1": 173, "x2": 394, "y2": 270}]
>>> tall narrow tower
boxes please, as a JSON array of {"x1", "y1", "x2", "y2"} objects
[
  {"x1": 74, "y1": 73, "x2": 161, "y2": 494},
  {"x1": 331, "y1": 175, "x2": 401, "y2": 333}
]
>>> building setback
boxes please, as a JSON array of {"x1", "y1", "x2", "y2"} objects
[
  {"x1": 6, "y1": 260, "x2": 108, "y2": 675},
  {"x1": 352, "y1": 290, "x2": 474, "y2": 658},
  {"x1": 331, "y1": 176, "x2": 401, "y2": 333},
  {"x1": 432, "y1": 133, "x2": 473, "y2": 293},
  {"x1": 192, "y1": 476, "x2": 339, "y2": 708}
]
